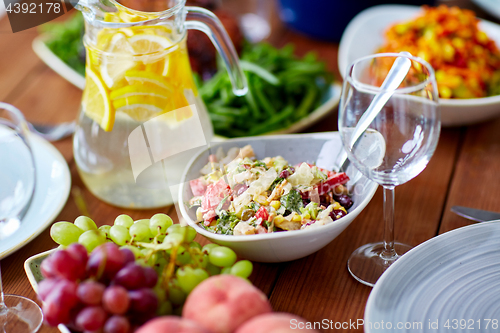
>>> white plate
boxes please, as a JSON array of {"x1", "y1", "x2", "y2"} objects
[
  {"x1": 0, "y1": 134, "x2": 71, "y2": 259},
  {"x1": 365, "y1": 220, "x2": 500, "y2": 333},
  {"x1": 338, "y1": 4, "x2": 500, "y2": 127},
  {"x1": 32, "y1": 35, "x2": 341, "y2": 136},
  {"x1": 32, "y1": 36, "x2": 85, "y2": 90},
  {"x1": 473, "y1": 0, "x2": 500, "y2": 21}
]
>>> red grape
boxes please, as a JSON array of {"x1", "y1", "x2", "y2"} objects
[
  {"x1": 103, "y1": 315, "x2": 131, "y2": 333},
  {"x1": 75, "y1": 306, "x2": 108, "y2": 331},
  {"x1": 43, "y1": 298, "x2": 70, "y2": 326},
  {"x1": 143, "y1": 266, "x2": 158, "y2": 288},
  {"x1": 102, "y1": 285, "x2": 130, "y2": 315},
  {"x1": 43, "y1": 280, "x2": 79, "y2": 326},
  {"x1": 38, "y1": 278, "x2": 60, "y2": 301},
  {"x1": 77, "y1": 281, "x2": 106, "y2": 306},
  {"x1": 114, "y1": 263, "x2": 145, "y2": 290},
  {"x1": 120, "y1": 248, "x2": 135, "y2": 265},
  {"x1": 53, "y1": 279, "x2": 79, "y2": 308},
  {"x1": 87, "y1": 243, "x2": 125, "y2": 280},
  {"x1": 51, "y1": 250, "x2": 85, "y2": 281},
  {"x1": 128, "y1": 288, "x2": 158, "y2": 313},
  {"x1": 67, "y1": 243, "x2": 89, "y2": 265},
  {"x1": 40, "y1": 256, "x2": 58, "y2": 279}
]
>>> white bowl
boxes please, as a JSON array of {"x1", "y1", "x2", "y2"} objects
[
  {"x1": 178, "y1": 132, "x2": 378, "y2": 263},
  {"x1": 338, "y1": 4, "x2": 500, "y2": 127}
]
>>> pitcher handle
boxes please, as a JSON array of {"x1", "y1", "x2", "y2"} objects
[{"x1": 185, "y1": 6, "x2": 248, "y2": 96}]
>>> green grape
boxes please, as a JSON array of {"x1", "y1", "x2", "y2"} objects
[
  {"x1": 79, "y1": 230, "x2": 106, "y2": 252},
  {"x1": 230, "y1": 260, "x2": 253, "y2": 278},
  {"x1": 155, "y1": 256, "x2": 168, "y2": 274},
  {"x1": 209, "y1": 246, "x2": 237, "y2": 267},
  {"x1": 50, "y1": 222, "x2": 84, "y2": 246},
  {"x1": 191, "y1": 252, "x2": 208, "y2": 268},
  {"x1": 153, "y1": 285, "x2": 167, "y2": 303},
  {"x1": 99, "y1": 225, "x2": 111, "y2": 238},
  {"x1": 176, "y1": 267, "x2": 209, "y2": 294},
  {"x1": 221, "y1": 267, "x2": 232, "y2": 274},
  {"x1": 190, "y1": 241, "x2": 202, "y2": 250},
  {"x1": 110, "y1": 225, "x2": 131, "y2": 246},
  {"x1": 137, "y1": 249, "x2": 157, "y2": 266},
  {"x1": 206, "y1": 262, "x2": 221, "y2": 276},
  {"x1": 129, "y1": 222, "x2": 152, "y2": 242},
  {"x1": 185, "y1": 226, "x2": 197, "y2": 242},
  {"x1": 74, "y1": 216, "x2": 97, "y2": 232},
  {"x1": 134, "y1": 219, "x2": 150, "y2": 226},
  {"x1": 157, "y1": 301, "x2": 173, "y2": 316},
  {"x1": 168, "y1": 280, "x2": 187, "y2": 305},
  {"x1": 114, "y1": 214, "x2": 134, "y2": 228},
  {"x1": 175, "y1": 247, "x2": 192, "y2": 266},
  {"x1": 149, "y1": 213, "x2": 173, "y2": 236},
  {"x1": 120, "y1": 245, "x2": 141, "y2": 258},
  {"x1": 202, "y1": 243, "x2": 218, "y2": 254},
  {"x1": 163, "y1": 233, "x2": 184, "y2": 247},
  {"x1": 167, "y1": 225, "x2": 196, "y2": 242},
  {"x1": 167, "y1": 224, "x2": 183, "y2": 234}
]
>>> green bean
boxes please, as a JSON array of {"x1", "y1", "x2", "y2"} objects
[
  {"x1": 240, "y1": 60, "x2": 280, "y2": 85},
  {"x1": 295, "y1": 86, "x2": 318, "y2": 119},
  {"x1": 199, "y1": 42, "x2": 333, "y2": 137},
  {"x1": 252, "y1": 80, "x2": 276, "y2": 117}
]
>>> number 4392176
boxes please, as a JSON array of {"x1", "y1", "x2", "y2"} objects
[{"x1": 6, "y1": 2, "x2": 62, "y2": 14}]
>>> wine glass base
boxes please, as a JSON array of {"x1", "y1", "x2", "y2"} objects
[
  {"x1": 347, "y1": 242, "x2": 412, "y2": 287},
  {"x1": 0, "y1": 294, "x2": 43, "y2": 333}
]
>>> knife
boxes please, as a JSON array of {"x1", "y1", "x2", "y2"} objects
[{"x1": 451, "y1": 206, "x2": 500, "y2": 222}]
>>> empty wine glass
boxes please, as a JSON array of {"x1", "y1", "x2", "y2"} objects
[
  {"x1": 0, "y1": 102, "x2": 43, "y2": 332},
  {"x1": 338, "y1": 53, "x2": 440, "y2": 287}
]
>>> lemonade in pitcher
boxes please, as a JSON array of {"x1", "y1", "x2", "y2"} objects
[{"x1": 73, "y1": 1, "x2": 247, "y2": 208}]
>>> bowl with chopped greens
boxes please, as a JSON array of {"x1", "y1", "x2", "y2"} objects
[
  {"x1": 178, "y1": 132, "x2": 378, "y2": 262},
  {"x1": 339, "y1": 4, "x2": 500, "y2": 127}
]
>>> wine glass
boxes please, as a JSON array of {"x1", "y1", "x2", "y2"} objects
[
  {"x1": 0, "y1": 102, "x2": 43, "y2": 332},
  {"x1": 338, "y1": 53, "x2": 440, "y2": 287}
]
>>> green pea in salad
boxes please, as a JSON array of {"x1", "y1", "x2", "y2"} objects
[{"x1": 188, "y1": 145, "x2": 354, "y2": 236}]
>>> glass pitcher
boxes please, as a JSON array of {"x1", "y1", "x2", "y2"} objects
[{"x1": 73, "y1": 0, "x2": 247, "y2": 209}]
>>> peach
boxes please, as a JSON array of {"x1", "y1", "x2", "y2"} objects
[
  {"x1": 235, "y1": 313, "x2": 319, "y2": 333},
  {"x1": 136, "y1": 316, "x2": 210, "y2": 333},
  {"x1": 182, "y1": 275, "x2": 272, "y2": 333}
]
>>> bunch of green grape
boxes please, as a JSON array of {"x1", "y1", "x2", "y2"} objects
[{"x1": 50, "y1": 214, "x2": 253, "y2": 315}]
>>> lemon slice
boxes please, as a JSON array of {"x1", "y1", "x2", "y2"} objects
[
  {"x1": 113, "y1": 95, "x2": 167, "y2": 121},
  {"x1": 128, "y1": 34, "x2": 173, "y2": 54},
  {"x1": 110, "y1": 84, "x2": 170, "y2": 100},
  {"x1": 124, "y1": 70, "x2": 171, "y2": 90},
  {"x1": 100, "y1": 33, "x2": 137, "y2": 88},
  {"x1": 83, "y1": 68, "x2": 114, "y2": 131}
]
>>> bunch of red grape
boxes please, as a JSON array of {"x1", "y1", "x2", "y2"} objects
[{"x1": 39, "y1": 242, "x2": 158, "y2": 333}]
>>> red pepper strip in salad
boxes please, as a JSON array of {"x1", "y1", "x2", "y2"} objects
[{"x1": 317, "y1": 172, "x2": 350, "y2": 196}]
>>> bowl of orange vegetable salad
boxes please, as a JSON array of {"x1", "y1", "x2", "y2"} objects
[{"x1": 338, "y1": 4, "x2": 500, "y2": 126}]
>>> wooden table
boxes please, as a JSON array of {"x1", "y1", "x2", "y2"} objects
[{"x1": 1, "y1": 2, "x2": 500, "y2": 332}]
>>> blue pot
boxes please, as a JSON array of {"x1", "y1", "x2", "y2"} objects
[{"x1": 277, "y1": 0, "x2": 434, "y2": 42}]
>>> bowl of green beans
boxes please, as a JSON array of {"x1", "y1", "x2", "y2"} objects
[{"x1": 196, "y1": 43, "x2": 341, "y2": 138}]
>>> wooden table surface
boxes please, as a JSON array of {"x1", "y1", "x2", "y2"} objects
[{"x1": 1, "y1": 1, "x2": 500, "y2": 332}]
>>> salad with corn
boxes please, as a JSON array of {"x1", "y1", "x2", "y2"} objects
[{"x1": 188, "y1": 145, "x2": 353, "y2": 235}]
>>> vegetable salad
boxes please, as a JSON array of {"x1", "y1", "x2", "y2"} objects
[
  {"x1": 188, "y1": 146, "x2": 353, "y2": 236},
  {"x1": 378, "y1": 5, "x2": 500, "y2": 99}
]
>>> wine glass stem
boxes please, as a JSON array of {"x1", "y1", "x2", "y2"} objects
[{"x1": 382, "y1": 186, "x2": 397, "y2": 260}]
